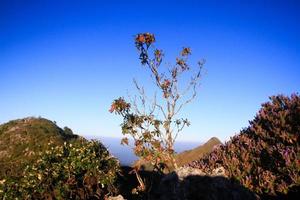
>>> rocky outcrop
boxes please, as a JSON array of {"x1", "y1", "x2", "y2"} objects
[
  {"x1": 107, "y1": 195, "x2": 125, "y2": 200},
  {"x1": 152, "y1": 166, "x2": 257, "y2": 200}
]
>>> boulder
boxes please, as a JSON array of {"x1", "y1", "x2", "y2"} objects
[
  {"x1": 107, "y1": 195, "x2": 125, "y2": 200},
  {"x1": 152, "y1": 166, "x2": 257, "y2": 200}
]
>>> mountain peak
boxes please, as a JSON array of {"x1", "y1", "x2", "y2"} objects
[
  {"x1": 206, "y1": 137, "x2": 222, "y2": 145},
  {"x1": 175, "y1": 137, "x2": 222, "y2": 167}
]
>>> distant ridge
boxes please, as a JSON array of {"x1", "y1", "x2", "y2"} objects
[
  {"x1": 175, "y1": 137, "x2": 222, "y2": 167},
  {"x1": 0, "y1": 117, "x2": 79, "y2": 178},
  {"x1": 133, "y1": 137, "x2": 222, "y2": 170}
]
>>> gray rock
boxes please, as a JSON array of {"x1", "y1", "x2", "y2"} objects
[
  {"x1": 175, "y1": 166, "x2": 205, "y2": 180},
  {"x1": 211, "y1": 166, "x2": 226, "y2": 176},
  {"x1": 107, "y1": 195, "x2": 125, "y2": 200},
  {"x1": 153, "y1": 166, "x2": 257, "y2": 200}
]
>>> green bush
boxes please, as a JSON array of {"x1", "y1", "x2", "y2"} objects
[
  {"x1": 1, "y1": 139, "x2": 120, "y2": 199},
  {"x1": 189, "y1": 94, "x2": 300, "y2": 197}
]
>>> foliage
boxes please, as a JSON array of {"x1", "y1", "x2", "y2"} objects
[
  {"x1": 110, "y1": 33, "x2": 204, "y2": 173},
  {"x1": 189, "y1": 94, "x2": 300, "y2": 197},
  {"x1": 1, "y1": 139, "x2": 120, "y2": 199},
  {"x1": 0, "y1": 117, "x2": 78, "y2": 179},
  {"x1": 63, "y1": 126, "x2": 74, "y2": 136}
]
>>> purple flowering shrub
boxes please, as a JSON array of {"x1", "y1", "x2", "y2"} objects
[{"x1": 189, "y1": 94, "x2": 300, "y2": 196}]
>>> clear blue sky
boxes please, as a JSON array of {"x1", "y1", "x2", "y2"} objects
[{"x1": 1, "y1": 0, "x2": 299, "y2": 142}]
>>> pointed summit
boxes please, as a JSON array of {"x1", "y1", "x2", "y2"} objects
[
  {"x1": 206, "y1": 137, "x2": 222, "y2": 145},
  {"x1": 176, "y1": 137, "x2": 222, "y2": 167}
]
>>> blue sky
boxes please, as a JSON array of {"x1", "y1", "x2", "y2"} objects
[{"x1": 1, "y1": 0, "x2": 299, "y2": 142}]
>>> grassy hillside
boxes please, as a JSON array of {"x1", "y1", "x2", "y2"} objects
[
  {"x1": 0, "y1": 117, "x2": 78, "y2": 178},
  {"x1": 175, "y1": 137, "x2": 222, "y2": 166}
]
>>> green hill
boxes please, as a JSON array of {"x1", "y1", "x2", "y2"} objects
[
  {"x1": 0, "y1": 117, "x2": 79, "y2": 178},
  {"x1": 175, "y1": 137, "x2": 222, "y2": 166}
]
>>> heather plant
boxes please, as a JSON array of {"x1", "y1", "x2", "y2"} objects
[
  {"x1": 110, "y1": 33, "x2": 204, "y2": 189},
  {"x1": 189, "y1": 94, "x2": 300, "y2": 197},
  {"x1": 1, "y1": 139, "x2": 120, "y2": 199}
]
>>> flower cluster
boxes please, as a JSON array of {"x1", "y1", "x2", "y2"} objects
[
  {"x1": 109, "y1": 97, "x2": 131, "y2": 114},
  {"x1": 134, "y1": 33, "x2": 156, "y2": 65},
  {"x1": 135, "y1": 33, "x2": 155, "y2": 45},
  {"x1": 181, "y1": 47, "x2": 191, "y2": 56},
  {"x1": 176, "y1": 58, "x2": 189, "y2": 71},
  {"x1": 161, "y1": 79, "x2": 171, "y2": 90}
]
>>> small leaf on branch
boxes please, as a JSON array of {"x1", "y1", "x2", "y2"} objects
[
  {"x1": 121, "y1": 137, "x2": 129, "y2": 145},
  {"x1": 181, "y1": 47, "x2": 191, "y2": 56}
]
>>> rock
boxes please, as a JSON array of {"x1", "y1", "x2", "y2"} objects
[
  {"x1": 153, "y1": 166, "x2": 257, "y2": 200},
  {"x1": 107, "y1": 195, "x2": 125, "y2": 200},
  {"x1": 175, "y1": 166, "x2": 205, "y2": 180},
  {"x1": 211, "y1": 166, "x2": 226, "y2": 176}
]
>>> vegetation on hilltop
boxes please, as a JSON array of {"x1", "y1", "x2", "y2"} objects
[
  {"x1": 1, "y1": 139, "x2": 120, "y2": 199},
  {"x1": 0, "y1": 117, "x2": 120, "y2": 199},
  {"x1": 0, "y1": 117, "x2": 78, "y2": 178},
  {"x1": 189, "y1": 94, "x2": 300, "y2": 198}
]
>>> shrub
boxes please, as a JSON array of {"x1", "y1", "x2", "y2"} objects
[
  {"x1": 189, "y1": 94, "x2": 300, "y2": 197},
  {"x1": 110, "y1": 33, "x2": 204, "y2": 173},
  {"x1": 0, "y1": 117, "x2": 78, "y2": 180},
  {"x1": 1, "y1": 139, "x2": 120, "y2": 199},
  {"x1": 110, "y1": 33, "x2": 204, "y2": 194}
]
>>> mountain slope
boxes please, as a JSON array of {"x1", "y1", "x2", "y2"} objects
[
  {"x1": 188, "y1": 94, "x2": 300, "y2": 197},
  {"x1": 175, "y1": 137, "x2": 222, "y2": 167},
  {"x1": 0, "y1": 117, "x2": 78, "y2": 178}
]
